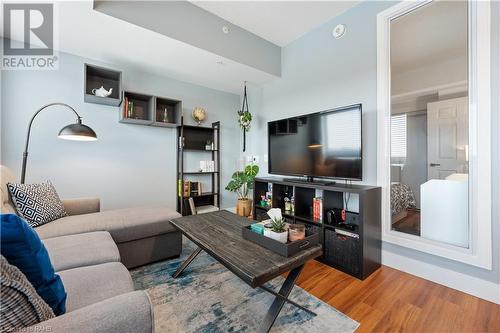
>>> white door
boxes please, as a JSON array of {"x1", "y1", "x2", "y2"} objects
[{"x1": 427, "y1": 97, "x2": 468, "y2": 180}]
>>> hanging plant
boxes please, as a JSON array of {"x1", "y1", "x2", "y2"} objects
[
  {"x1": 238, "y1": 109, "x2": 252, "y2": 131},
  {"x1": 238, "y1": 82, "x2": 251, "y2": 151}
]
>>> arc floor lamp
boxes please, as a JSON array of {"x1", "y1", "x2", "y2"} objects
[{"x1": 21, "y1": 102, "x2": 97, "y2": 184}]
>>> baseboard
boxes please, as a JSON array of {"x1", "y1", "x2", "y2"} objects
[{"x1": 382, "y1": 249, "x2": 500, "y2": 305}]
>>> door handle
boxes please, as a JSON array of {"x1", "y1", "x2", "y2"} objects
[{"x1": 430, "y1": 163, "x2": 441, "y2": 167}]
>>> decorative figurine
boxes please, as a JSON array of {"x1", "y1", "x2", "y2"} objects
[
  {"x1": 192, "y1": 107, "x2": 206, "y2": 125},
  {"x1": 92, "y1": 86, "x2": 113, "y2": 98}
]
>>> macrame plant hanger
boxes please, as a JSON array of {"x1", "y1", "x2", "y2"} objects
[{"x1": 240, "y1": 82, "x2": 250, "y2": 152}]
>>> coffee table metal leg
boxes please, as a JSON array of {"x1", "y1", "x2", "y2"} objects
[
  {"x1": 259, "y1": 285, "x2": 316, "y2": 317},
  {"x1": 259, "y1": 264, "x2": 305, "y2": 333},
  {"x1": 172, "y1": 247, "x2": 202, "y2": 278}
]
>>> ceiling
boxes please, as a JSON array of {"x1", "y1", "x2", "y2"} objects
[
  {"x1": 192, "y1": 1, "x2": 359, "y2": 46},
  {"x1": 58, "y1": 1, "x2": 277, "y2": 94},
  {"x1": 2, "y1": 1, "x2": 359, "y2": 94},
  {"x1": 390, "y1": 1, "x2": 468, "y2": 74}
]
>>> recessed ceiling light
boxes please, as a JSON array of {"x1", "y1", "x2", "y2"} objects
[
  {"x1": 332, "y1": 24, "x2": 347, "y2": 39},
  {"x1": 222, "y1": 25, "x2": 230, "y2": 34}
]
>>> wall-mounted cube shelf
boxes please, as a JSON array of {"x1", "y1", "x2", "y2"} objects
[
  {"x1": 152, "y1": 97, "x2": 182, "y2": 128},
  {"x1": 120, "y1": 91, "x2": 154, "y2": 125},
  {"x1": 84, "y1": 64, "x2": 122, "y2": 106},
  {"x1": 119, "y1": 91, "x2": 181, "y2": 127}
]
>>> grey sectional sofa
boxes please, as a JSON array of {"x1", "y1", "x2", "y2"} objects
[
  {"x1": 0, "y1": 165, "x2": 184, "y2": 332},
  {"x1": 0, "y1": 165, "x2": 182, "y2": 268}
]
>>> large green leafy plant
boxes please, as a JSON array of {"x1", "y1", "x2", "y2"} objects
[{"x1": 225, "y1": 164, "x2": 259, "y2": 200}]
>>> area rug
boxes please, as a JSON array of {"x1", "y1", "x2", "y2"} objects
[{"x1": 131, "y1": 238, "x2": 359, "y2": 332}]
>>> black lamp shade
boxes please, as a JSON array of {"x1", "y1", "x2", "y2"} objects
[{"x1": 58, "y1": 123, "x2": 97, "y2": 141}]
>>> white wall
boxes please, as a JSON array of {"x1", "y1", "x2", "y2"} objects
[
  {"x1": 1, "y1": 50, "x2": 241, "y2": 210},
  {"x1": 244, "y1": 0, "x2": 500, "y2": 299}
]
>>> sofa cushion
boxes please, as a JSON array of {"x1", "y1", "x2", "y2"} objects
[
  {"x1": 7, "y1": 181, "x2": 67, "y2": 227},
  {"x1": 43, "y1": 232, "x2": 120, "y2": 272},
  {"x1": 58, "y1": 262, "x2": 134, "y2": 312},
  {"x1": 27, "y1": 291, "x2": 154, "y2": 333},
  {"x1": 35, "y1": 206, "x2": 181, "y2": 243},
  {"x1": 0, "y1": 255, "x2": 55, "y2": 333},
  {"x1": 0, "y1": 214, "x2": 67, "y2": 316}
]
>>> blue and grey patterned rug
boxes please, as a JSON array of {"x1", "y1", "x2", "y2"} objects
[{"x1": 131, "y1": 238, "x2": 359, "y2": 333}]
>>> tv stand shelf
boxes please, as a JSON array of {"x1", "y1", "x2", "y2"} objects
[{"x1": 253, "y1": 176, "x2": 381, "y2": 280}]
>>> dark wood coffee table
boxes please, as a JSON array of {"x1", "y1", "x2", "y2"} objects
[{"x1": 169, "y1": 210, "x2": 323, "y2": 333}]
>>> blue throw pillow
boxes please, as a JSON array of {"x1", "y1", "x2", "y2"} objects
[{"x1": 0, "y1": 214, "x2": 66, "y2": 315}]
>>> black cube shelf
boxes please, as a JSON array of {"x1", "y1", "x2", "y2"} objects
[{"x1": 253, "y1": 177, "x2": 381, "y2": 280}]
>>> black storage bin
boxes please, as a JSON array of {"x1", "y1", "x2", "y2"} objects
[{"x1": 324, "y1": 228, "x2": 360, "y2": 276}]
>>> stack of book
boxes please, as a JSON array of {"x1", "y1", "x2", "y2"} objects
[
  {"x1": 178, "y1": 180, "x2": 203, "y2": 197},
  {"x1": 123, "y1": 97, "x2": 134, "y2": 118},
  {"x1": 312, "y1": 197, "x2": 323, "y2": 222},
  {"x1": 123, "y1": 98, "x2": 145, "y2": 119}
]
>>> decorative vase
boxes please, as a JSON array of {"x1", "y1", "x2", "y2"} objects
[
  {"x1": 265, "y1": 229, "x2": 288, "y2": 243},
  {"x1": 163, "y1": 108, "x2": 168, "y2": 123},
  {"x1": 236, "y1": 198, "x2": 252, "y2": 217}
]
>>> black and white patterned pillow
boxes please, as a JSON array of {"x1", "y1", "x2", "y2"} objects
[
  {"x1": 0, "y1": 255, "x2": 55, "y2": 332},
  {"x1": 7, "y1": 181, "x2": 67, "y2": 227}
]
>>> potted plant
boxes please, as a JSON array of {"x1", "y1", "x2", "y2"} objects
[
  {"x1": 264, "y1": 217, "x2": 288, "y2": 243},
  {"x1": 225, "y1": 164, "x2": 259, "y2": 217}
]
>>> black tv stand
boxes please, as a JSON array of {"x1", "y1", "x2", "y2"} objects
[
  {"x1": 253, "y1": 176, "x2": 381, "y2": 280},
  {"x1": 284, "y1": 176, "x2": 335, "y2": 186}
]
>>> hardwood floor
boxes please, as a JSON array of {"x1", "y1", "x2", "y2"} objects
[{"x1": 295, "y1": 261, "x2": 500, "y2": 332}]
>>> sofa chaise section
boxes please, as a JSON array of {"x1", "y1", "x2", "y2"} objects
[{"x1": 35, "y1": 205, "x2": 182, "y2": 268}]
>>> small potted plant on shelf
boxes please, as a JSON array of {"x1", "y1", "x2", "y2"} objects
[
  {"x1": 264, "y1": 216, "x2": 288, "y2": 243},
  {"x1": 225, "y1": 164, "x2": 259, "y2": 217}
]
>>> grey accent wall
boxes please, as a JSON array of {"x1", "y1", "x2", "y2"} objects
[
  {"x1": 94, "y1": 1, "x2": 281, "y2": 77},
  {"x1": 0, "y1": 50, "x2": 240, "y2": 211},
  {"x1": 244, "y1": 1, "x2": 499, "y2": 285}
]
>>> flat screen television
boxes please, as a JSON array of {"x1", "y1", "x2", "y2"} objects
[{"x1": 268, "y1": 104, "x2": 362, "y2": 181}]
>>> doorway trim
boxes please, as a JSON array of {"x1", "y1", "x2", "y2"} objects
[{"x1": 376, "y1": 0, "x2": 492, "y2": 269}]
